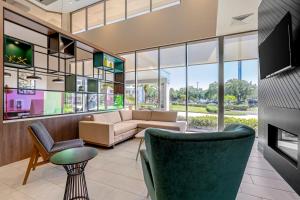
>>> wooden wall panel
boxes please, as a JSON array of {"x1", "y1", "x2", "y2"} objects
[{"x1": 0, "y1": 114, "x2": 89, "y2": 166}]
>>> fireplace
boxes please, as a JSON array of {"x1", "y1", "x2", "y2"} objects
[{"x1": 268, "y1": 124, "x2": 298, "y2": 166}]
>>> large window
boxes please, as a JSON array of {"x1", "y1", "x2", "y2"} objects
[
  {"x1": 72, "y1": 9, "x2": 86, "y2": 34},
  {"x1": 106, "y1": 0, "x2": 126, "y2": 24},
  {"x1": 119, "y1": 32, "x2": 258, "y2": 132},
  {"x1": 121, "y1": 53, "x2": 136, "y2": 109},
  {"x1": 224, "y1": 33, "x2": 258, "y2": 132},
  {"x1": 187, "y1": 39, "x2": 219, "y2": 131},
  {"x1": 71, "y1": 0, "x2": 181, "y2": 34},
  {"x1": 136, "y1": 49, "x2": 159, "y2": 110},
  {"x1": 87, "y1": 2, "x2": 105, "y2": 30},
  {"x1": 127, "y1": 0, "x2": 150, "y2": 18},
  {"x1": 152, "y1": 0, "x2": 180, "y2": 11},
  {"x1": 160, "y1": 44, "x2": 186, "y2": 120}
]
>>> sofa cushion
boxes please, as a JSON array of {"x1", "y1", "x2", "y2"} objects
[
  {"x1": 93, "y1": 112, "x2": 122, "y2": 124},
  {"x1": 114, "y1": 121, "x2": 138, "y2": 136},
  {"x1": 150, "y1": 111, "x2": 177, "y2": 122},
  {"x1": 132, "y1": 110, "x2": 152, "y2": 121},
  {"x1": 138, "y1": 121, "x2": 185, "y2": 131},
  {"x1": 119, "y1": 110, "x2": 132, "y2": 121}
]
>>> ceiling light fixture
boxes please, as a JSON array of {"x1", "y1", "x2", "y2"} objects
[
  {"x1": 4, "y1": 72, "x2": 11, "y2": 77},
  {"x1": 26, "y1": 66, "x2": 42, "y2": 80},
  {"x1": 52, "y1": 77, "x2": 64, "y2": 83},
  {"x1": 26, "y1": 74, "x2": 42, "y2": 80}
]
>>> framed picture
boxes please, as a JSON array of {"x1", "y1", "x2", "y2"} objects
[{"x1": 17, "y1": 71, "x2": 36, "y2": 95}]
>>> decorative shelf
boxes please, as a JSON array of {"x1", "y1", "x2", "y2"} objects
[
  {"x1": 93, "y1": 52, "x2": 124, "y2": 73},
  {"x1": 48, "y1": 33, "x2": 75, "y2": 59},
  {"x1": 4, "y1": 36, "x2": 33, "y2": 68}
]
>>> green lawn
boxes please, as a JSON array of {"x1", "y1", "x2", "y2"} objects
[
  {"x1": 170, "y1": 104, "x2": 257, "y2": 116},
  {"x1": 170, "y1": 104, "x2": 208, "y2": 113}
]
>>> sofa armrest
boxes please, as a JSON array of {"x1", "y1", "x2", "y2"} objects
[{"x1": 79, "y1": 121, "x2": 114, "y2": 146}]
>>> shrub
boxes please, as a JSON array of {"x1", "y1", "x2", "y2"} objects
[
  {"x1": 190, "y1": 115, "x2": 217, "y2": 128},
  {"x1": 231, "y1": 105, "x2": 249, "y2": 111},
  {"x1": 224, "y1": 117, "x2": 257, "y2": 130},
  {"x1": 188, "y1": 115, "x2": 258, "y2": 130},
  {"x1": 224, "y1": 104, "x2": 249, "y2": 111},
  {"x1": 206, "y1": 105, "x2": 218, "y2": 113}
]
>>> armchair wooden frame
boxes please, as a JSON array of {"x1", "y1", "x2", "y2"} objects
[{"x1": 23, "y1": 127, "x2": 53, "y2": 185}]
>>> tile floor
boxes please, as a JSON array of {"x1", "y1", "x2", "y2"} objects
[{"x1": 0, "y1": 139, "x2": 299, "y2": 200}]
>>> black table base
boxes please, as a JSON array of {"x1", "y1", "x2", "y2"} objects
[{"x1": 63, "y1": 161, "x2": 89, "y2": 200}]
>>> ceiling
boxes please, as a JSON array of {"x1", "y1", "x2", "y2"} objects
[
  {"x1": 216, "y1": 0, "x2": 262, "y2": 36},
  {"x1": 28, "y1": 0, "x2": 101, "y2": 13}
]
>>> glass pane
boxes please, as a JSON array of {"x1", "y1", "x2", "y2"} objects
[
  {"x1": 76, "y1": 93, "x2": 87, "y2": 112},
  {"x1": 137, "y1": 70, "x2": 159, "y2": 110},
  {"x1": 106, "y1": 0, "x2": 125, "y2": 24},
  {"x1": 125, "y1": 72, "x2": 135, "y2": 109},
  {"x1": 84, "y1": 60, "x2": 94, "y2": 77},
  {"x1": 72, "y1": 9, "x2": 86, "y2": 34},
  {"x1": 160, "y1": 67, "x2": 186, "y2": 120},
  {"x1": 3, "y1": 90, "x2": 69, "y2": 120},
  {"x1": 100, "y1": 82, "x2": 114, "y2": 94},
  {"x1": 64, "y1": 93, "x2": 76, "y2": 113},
  {"x1": 98, "y1": 94, "x2": 105, "y2": 110},
  {"x1": 224, "y1": 60, "x2": 258, "y2": 132},
  {"x1": 35, "y1": 51, "x2": 47, "y2": 69},
  {"x1": 152, "y1": 0, "x2": 180, "y2": 11},
  {"x1": 77, "y1": 77, "x2": 87, "y2": 92},
  {"x1": 137, "y1": 49, "x2": 158, "y2": 71},
  {"x1": 160, "y1": 44, "x2": 185, "y2": 68},
  {"x1": 187, "y1": 63, "x2": 218, "y2": 131},
  {"x1": 44, "y1": 91, "x2": 63, "y2": 115},
  {"x1": 87, "y1": 2, "x2": 104, "y2": 30},
  {"x1": 188, "y1": 39, "x2": 218, "y2": 66},
  {"x1": 224, "y1": 32, "x2": 258, "y2": 62},
  {"x1": 120, "y1": 53, "x2": 135, "y2": 72},
  {"x1": 127, "y1": 0, "x2": 150, "y2": 18},
  {"x1": 107, "y1": 94, "x2": 115, "y2": 110},
  {"x1": 77, "y1": 61, "x2": 83, "y2": 76},
  {"x1": 46, "y1": 76, "x2": 65, "y2": 91},
  {"x1": 106, "y1": 71, "x2": 114, "y2": 82},
  {"x1": 88, "y1": 94, "x2": 98, "y2": 111},
  {"x1": 4, "y1": 68, "x2": 17, "y2": 88}
]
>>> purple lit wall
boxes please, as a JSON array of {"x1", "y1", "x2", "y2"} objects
[{"x1": 4, "y1": 89, "x2": 44, "y2": 112}]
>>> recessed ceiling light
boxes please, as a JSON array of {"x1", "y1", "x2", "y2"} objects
[{"x1": 14, "y1": 41, "x2": 19, "y2": 45}]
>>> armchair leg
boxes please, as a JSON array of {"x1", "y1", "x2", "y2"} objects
[
  {"x1": 23, "y1": 148, "x2": 37, "y2": 185},
  {"x1": 136, "y1": 138, "x2": 144, "y2": 161},
  {"x1": 32, "y1": 153, "x2": 39, "y2": 171}
]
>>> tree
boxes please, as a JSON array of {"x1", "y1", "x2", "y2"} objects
[
  {"x1": 205, "y1": 82, "x2": 218, "y2": 100},
  {"x1": 224, "y1": 95, "x2": 237, "y2": 104},
  {"x1": 143, "y1": 84, "x2": 157, "y2": 104},
  {"x1": 225, "y1": 79, "x2": 256, "y2": 104}
]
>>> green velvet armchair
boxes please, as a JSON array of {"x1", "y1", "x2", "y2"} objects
[{"x1": 140, "y1": 124, "x2": 255, "y2": 200}]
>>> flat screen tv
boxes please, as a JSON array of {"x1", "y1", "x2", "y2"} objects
[{"x1": 259, "y1": 12, "x2": 294, "y2": 79}]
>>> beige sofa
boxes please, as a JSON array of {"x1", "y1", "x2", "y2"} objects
[{"x1": 79, "y1": 110, "x2": 187, "y2": 147}]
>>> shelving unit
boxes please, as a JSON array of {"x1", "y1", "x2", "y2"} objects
[
  {"x1": 3, "y1": 8, "x2": 125, "y2": 120},
  {"x1": 4, "y1": 36, "x2": 33, "y2": 68}
]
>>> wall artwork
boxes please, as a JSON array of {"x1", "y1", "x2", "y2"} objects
[{"x1": 17, "y1": 71, "x2": 36, "y2": 95}]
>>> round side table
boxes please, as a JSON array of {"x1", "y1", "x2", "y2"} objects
[{"x1": 50, "y1": 147, "x2": 98, "y2": 200}]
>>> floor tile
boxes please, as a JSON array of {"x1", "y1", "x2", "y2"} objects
[{"x1": 0, "y1": 138, "x2": 298, "y2": 200}]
